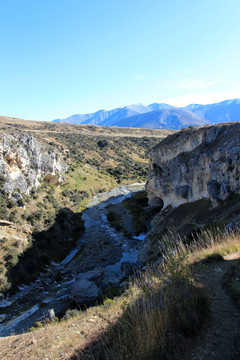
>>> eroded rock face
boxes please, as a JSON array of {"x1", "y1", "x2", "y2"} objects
[
  {"x1": 138, "y1": 123, "x2": 240, "y2": 264},
  {"x1": 147, "y1": 123, "x2": 240, "y2": 210},
  {"x1": 0, "y1": 133, "x2": 68, "y2": 196}
]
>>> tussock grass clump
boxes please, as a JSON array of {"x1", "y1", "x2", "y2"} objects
[
  {"x1": 188, "y1": 228, "x2": 240, "y2": 263},
  {"x1": 79, "y1": 241, "x2": 209, "y2": 359},
  {"x1": 1, "y1": 229, "x2": 239, "y2": 360},
  {"x1": 78, "y1": 229, "x2": 240, "y2": 360}
]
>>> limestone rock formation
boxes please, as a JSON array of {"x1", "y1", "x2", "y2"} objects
[
  {"x1": 147, "y1": 123, "x2": 240, "y2": 210},
  {"x1": 0, "y1": 133, "x2": 68, "y2": 197},
  {"x1": 139, "y1": 123, "x2": 240, "y2": 263}
]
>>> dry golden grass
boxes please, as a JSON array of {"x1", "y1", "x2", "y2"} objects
[
  {"x1": 0, "y1": 115, "x2": 174, "y2": 138},
  {"x1": 77, "y1": 229, "x2": 240, "y2": 360},
  {"x1": 189, "y1": 228, "x2": 240, "y2": 263},
  {"x1": 0, "y1": 293, "x2": 135, "y2": 360},
  {"x1": 2, "y1": 229, "x2": 239, "y2": 360}
]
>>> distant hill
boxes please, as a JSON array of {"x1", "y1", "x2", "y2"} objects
[
  {"x1": 53, "y1": 99, "x2": 240, "y2": 129},
  {"x1": 113, "y1": 109, "x2": 208, "y2": 129},
  {"x1": 52, "y1": 103, "x2": 175, "y2": 126},
  {"x1": 183, "y1": 99, "x2": 240, "y2": 124}
]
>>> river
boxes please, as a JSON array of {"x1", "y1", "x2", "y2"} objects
[{"x1": 0, "y1": 183, "x2": 146, "y2": 336}]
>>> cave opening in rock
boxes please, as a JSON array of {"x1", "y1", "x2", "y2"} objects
[{"x1": 149, "y1": 196, "x2": 164, "y2": 211}]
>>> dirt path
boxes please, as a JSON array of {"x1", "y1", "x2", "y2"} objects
[{"x1": 181, "y1": 253, "x2": 240, "y2": 360}]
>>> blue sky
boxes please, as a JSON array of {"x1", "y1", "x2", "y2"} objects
[{"x1": 0, "y1": 0, "x2": 240, "y2": 121}]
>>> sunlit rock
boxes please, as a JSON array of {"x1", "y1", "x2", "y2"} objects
[
  {"x1": 147, "y1": 123, "x2": 240, "y2": 210},
  {"x1": 0, "y1": 133, "x2": 68, "y2": 197}
]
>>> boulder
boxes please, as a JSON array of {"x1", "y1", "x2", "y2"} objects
[
  {"x1": 76, "y1": 269, "x2": 102, "y2": 282},
  {"x1": 12, "y1": 192, "x2": 25, "y2": 207},
  {"x1": 48, "y1": 308, "x2": 56, "y2": 322},
  {"x1": 71, "y1": 279, "x2": 101, "y2": 306}
]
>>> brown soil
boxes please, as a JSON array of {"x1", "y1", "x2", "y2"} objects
[{"x1": 178, "y1": 253, "x2": 240, "y2": 360}]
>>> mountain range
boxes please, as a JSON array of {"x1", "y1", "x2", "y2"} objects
[{"x1": 53, "y1": 99, "x2": 240, "y2": 129}]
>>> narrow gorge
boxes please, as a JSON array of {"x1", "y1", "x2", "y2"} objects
[
  {"x1": 1, "y1": 121, "x2": 240, "y2": 360},
  {"x1": 0, "y1": 183, "x2": 146, "y2": 335}
]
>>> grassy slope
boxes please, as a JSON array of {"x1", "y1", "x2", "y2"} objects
[
  {"x1": 1, "y1": 118, "x2": 240, "y2": 359},
  {"x1": 0, "y1": 117, "x2": 172, "y2": 292},
  {"x1": 1, "y1": 229, "x2": 239, "y2": 360},
  {"x1": 0, "y1": 116, "x2": 173, "y2": 209}
]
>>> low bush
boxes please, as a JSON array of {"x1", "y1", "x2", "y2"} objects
[{"x1": 63, "y1": 309, "x2": 82, "y2": 321}]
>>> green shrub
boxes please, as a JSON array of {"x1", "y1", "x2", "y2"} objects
[
  {"x1": 0, "y1": 237, "x2": 8, "y2": 244},
  {"x1": 4, "y1": 248, "x2": 19, "y2": 267},
  {"x1": 0, "y1": 275, "x2": 11, "y2": 292},
  {"x1": 0, "y1": 174, "x2": 7, "y2": 185},
  {"x1": 63, "y1": 309, "x2": 82, "y2": 321}
]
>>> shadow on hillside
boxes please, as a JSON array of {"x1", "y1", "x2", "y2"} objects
[
  {"x1": 68, "y1": 274, "x2": 209, "y2": 360},
  {"x1": 6, "y1": 207, "x2": 84, "y2": 294},
  {"x1": 69, "y1": 255, "x2": 240, "y2": 360}
]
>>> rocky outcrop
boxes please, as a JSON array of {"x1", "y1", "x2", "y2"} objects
[
  {"x1": 138, "y1": 123, "x2": 240, "y2": 263},
  {"x1": 0, "y1": 133, "x2": 68, "y2": 197},
  {"x1": 147, "y1": 123, "x2": 240, "y2": 210}
]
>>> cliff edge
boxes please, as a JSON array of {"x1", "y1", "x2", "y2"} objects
[
  {"x1": 147, "y1": 123, "x2": 240, "y2": 210},
  {"x1": 0, "y1": 133, "x2": 68, "y2": 198},
  {"x1": 140, "y1": 122, "x2": 240, "y2": 262}
]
